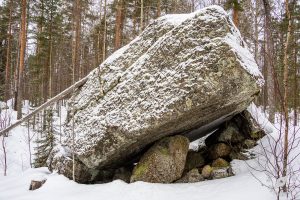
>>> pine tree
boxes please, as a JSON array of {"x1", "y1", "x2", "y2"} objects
[{"x1": 33, "y1": 109, "x2": 56, "y2": 168}]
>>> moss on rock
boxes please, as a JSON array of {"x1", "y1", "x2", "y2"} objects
[
  {"x1": 211, "y1": 158, "x2": 229, "y2": 168},
  {"x1": 130, "y1": 135, "x2": 189, "y2": 183}
]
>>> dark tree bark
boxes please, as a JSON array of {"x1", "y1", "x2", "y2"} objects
[
  {"x1": 17, "y1": 0, "x2": 27, "y2": 119},
  {"x1": 114, "y1": 0, "x2": 125, "y2": 50},
  {"x1": 4, "y1": 0, "x2": 13, "y2": 101},
  {"x1": 262, "y1": 0, "x2": 276, "y2": 123}
]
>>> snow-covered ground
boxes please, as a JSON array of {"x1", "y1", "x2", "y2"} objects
[
  {"x1": 0, "y1": 163, "x2": 274, "y2": 200},
  {"x1": 0, "y1": 101, "x2": 299, "y2": 200}
]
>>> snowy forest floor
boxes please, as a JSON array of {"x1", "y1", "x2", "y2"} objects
[{"x1": 0, "y1": 101, "x2": 299, "y2": 200}]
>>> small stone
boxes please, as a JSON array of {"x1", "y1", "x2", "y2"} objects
[
  {"x1": 208, "y1": 143, "x2": 231, "y2": 160},
  {"x1": 29, "y1": 180, "x2": 46, "y2": 190},
  {"x1": 243, "y1": 139, "x2": 256, "y2": 149},
  {"x1": 211, "y1": 166, "x2": 234, "y2": 179},
  {"x1": 211, "y1": 158, "x2": 229, "y2": 168},
  {"x1": 201, "y1": 165, "x2": 213, "y2": 179},
  {"x1": 176, "y1": 168, "x2": 204, "y2": 183},
  {"x1": 229, "y1": 151, "x2": 248, "y2": 160}
]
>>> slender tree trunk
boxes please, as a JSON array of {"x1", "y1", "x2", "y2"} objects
[
  {"x1": 157, "y1": 0, "x2": 161, "y2": 18},
  {"x1": 1, "y1": 137, "x2": 7, "y2": 176},
  {"x1": 262, "y1": 0, "x2": 276, "y2": 123},
  {"x1": 114, "y1": 0, "x2": 124, "y2": 50},
  {"x1": 72, "y1": 0, "x2": 82, "y2": 82},
  {"x1": 133, "y1": 1, "x2": 137, "y2": 36},
  {"x1": 13, "y1": 34, "x2": 20, "y2": 111},
  {"x1": 48, "y1": 1, "x2": 54, "y2": 99},
  {"x1": 293, "y1": 18, "x2": 298, "y2": 126},
  {"x1": 17, "y1": 0, "x2": 27, "y2": 119},
  {"x1": 5, "y1": 0, "x2": 13, "y2": 101},
  {"x1": 140, "y1": 0, "x2": 144, "y2": 33},
  {"x1": 103, "y1": 0, "x2": 107, "y2": 60},
  {"x1": 233, "y1": 6, "x2": 239, "y2": 28},
  {"x1": 190, "y1": 0, "x2": 195, "y2": 12},
  {"x1": 263, "y1": 32, "x2": 268, "y2": 111},
  {"x1": 254, "y1": 0, "x2": 259, "y2": 62},
  {"x1": 97, "y1": 0, "x2": 103, "y2": 64},
  {"x1": 27, "y1": 120, "x2": 32, "y2": 168},
  {"x1": 282, "y1": 0, "x2": 292, "y2": 193}
]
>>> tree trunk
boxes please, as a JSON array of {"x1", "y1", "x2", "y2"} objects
[
  {"x1": 282, "y1": 0, "x2": 292, "y2": 193},
  {"x1": 114, "y1": 0, "x2": 124, "y2": 50},
  {"x1": 1, "y1": 137, "x2": 7, "y2": 176},
  {"x1": 72, "y1": 0, "x2": 82, "y2": 82},
  {"x1": 233, "y1": 6, "x2": 239, "y2": 28},
  {"x1": 97, "y1": 0, "x2": 103, "y2": 64},
  {"x1": 262, "y1": 0, "x2": 276, "y2": 123},
  {"x1": 103, "y1": 0, "x2": 107, "y2": 60},
  {"x1": 4, "y1": 0, "x2": 13, "y2": 101},
  {"x1": 254, "y1": 0, "x2": 259, "y2": 62},
  {"x1": 157, "y1": 0, "x2": 161, "y2": 18},
  {"x1": 293, "y1": 16, "x2": 298, "y2": 126},
  {"x1": 140, "y1": 0, "x2": 144, "y2": 33},
  {"x1": 17, "y1": 0, "x2": 27, "y2": 120}
]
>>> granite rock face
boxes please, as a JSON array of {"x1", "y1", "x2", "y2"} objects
[{"x1": 50, "y1": 6, "x2": 263, "y2": 182}]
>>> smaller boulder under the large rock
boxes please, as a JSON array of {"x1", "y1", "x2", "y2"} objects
[{"x1": 130, "y1": 135, "x2": 189, "y2": 183}]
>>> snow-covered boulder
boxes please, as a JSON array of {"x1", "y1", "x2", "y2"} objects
[{"x1": 51, "y1": 6, "x2": 263, "y2": 182}]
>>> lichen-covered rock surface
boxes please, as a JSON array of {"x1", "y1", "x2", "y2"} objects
[
  {"x1": 50, "y1": 5, "x2": 263, "y2": 181},
  {"x1": 130, "y1": 135, "x2": 189, "y2": 183}
]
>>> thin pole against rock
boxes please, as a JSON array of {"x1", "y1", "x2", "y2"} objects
[{"x1": 0, "y1": 77, "x2": 88, "y2": 137}]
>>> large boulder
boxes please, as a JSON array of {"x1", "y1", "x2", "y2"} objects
[
  {"x1": 50, "y1": 6, "x2": 263, "y2": 182},
  {"x1": 130, "y1": 135, "x2": 189, "y2": 183}
]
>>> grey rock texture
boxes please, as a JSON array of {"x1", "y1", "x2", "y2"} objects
[
  {"x1": 50, "y1": 6, "x2": 263, "y2": 182},
  {"x1": 211, "y1": 167, "x2": 234, "y2": 179},
  {"x1": 130, "y1": 135, "x2": 189, "y2": 183},
  {"x1": 205, "y1": 122, "x2": 245, "y2": 146}
]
